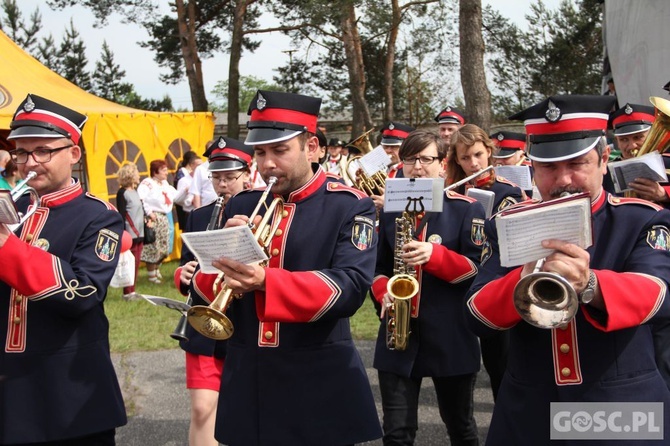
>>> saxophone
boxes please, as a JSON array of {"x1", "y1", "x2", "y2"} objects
[{"x1": 385, "y1": 210, "x2": 420, "y2": 351}]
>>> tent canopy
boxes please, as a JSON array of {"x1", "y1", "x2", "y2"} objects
[{"x1": 0, "y1": 30, "x2": 214, "y2": 203}]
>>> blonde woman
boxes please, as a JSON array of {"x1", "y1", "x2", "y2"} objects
[{"x1": 116, "y1": 163, "x2": 143, "y2": 300}]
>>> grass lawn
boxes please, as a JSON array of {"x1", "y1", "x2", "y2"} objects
[{"x1": 105, "y1": 260, "x2": 382, "y2": 353}]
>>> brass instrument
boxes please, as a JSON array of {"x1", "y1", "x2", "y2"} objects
[
  {"x1": 171, "y1": 194, "x2": 226, "y2": 342},
  {"x1": 632, "y1": 96, "x2": 670, "y2": 158},
  {"x1": 186, "y1": 177, "x2": 284, "y2": 340},
  {"x1": 512, "y1": 193, "x2": 579, "y2": 329},
  {"x1": 385, "y1": 201, "x2": 421, "y2": 351},
  {"x1": 2, "y1": 171, "x2": 40, "y2": 231},
  {"x1": 342, "y1": 128, "x2": 387, "y2": 196}
]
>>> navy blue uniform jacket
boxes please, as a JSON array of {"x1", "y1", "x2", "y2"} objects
[
  {"x1": 466, "y1": 190, "x2": 670, "y2": 444},
  {"x1": 0, "y1": 180, "x2": 127, "y2": 444},
  {"x1": 192, "y1": 168, "x2": 382, "y2": 446},
  {"x1": 372, "y1": 191, "x2": 485, "y2": 377}
]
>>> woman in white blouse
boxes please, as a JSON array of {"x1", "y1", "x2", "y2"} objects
[{"x1": 137, "y1": 159, "x2": 177, "y2": 283}]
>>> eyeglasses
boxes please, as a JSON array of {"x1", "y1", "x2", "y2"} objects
[
  {"x1": 402, "y1": 156, "x2": 439, "y2": 166},
  {"x1": 208, "y1": 172, "x2": 244, "y2": 184},
  {"x1": 11, "y1": 145, "x2": 73, "y2": 164}
]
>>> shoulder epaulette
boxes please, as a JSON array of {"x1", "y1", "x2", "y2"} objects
[
  {"x1": 445, "y1": 190, "x2": 477, "y2": 203},
  {"x1": 326, "y1": 181, "x2": 367, "y2": 199},
  {"x1": 608, "y1": 195, "x2": 663, "y2": 211},
  {"x1": 85, "y1": 192, "x2": 117, "y2": 211},
  {"x1": 490, "y1": 198, "x2": 539, "y2": 218}
]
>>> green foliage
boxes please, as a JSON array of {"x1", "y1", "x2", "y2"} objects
[
  {"x1": 54, "y1": 19, "x2": 92, "y2": 90},
  {"x1": 0, "y1": 0, "x2": 41, "y2": 51},
  {"x1": 484, "y1": 0, "x2": 603, "y2": 121},
  {"x1": 106, "y1": 261, "x2": 381, "y2": 353},
  {"x1": 210, "y1": 75, "x2": 281, "y2": 112}
]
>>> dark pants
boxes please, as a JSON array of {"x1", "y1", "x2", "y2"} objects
[
  {"x1": 480, "y1": 331, "x2": 509, "y2": 401},
  {"x1": 378, "y1": 370, "x2": 478, "y2": 446},
  {"x1": 653, "y1": 320, "x2": 670, "y2": 391},
  {"x1": 12, "y1": 429, "x2": 116, "y2": 446}
]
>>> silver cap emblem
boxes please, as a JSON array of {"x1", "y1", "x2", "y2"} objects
[
  {"x1": 217, "y1": 138, "x2": 226, "y2": 148},
  {"x1": 545, "y1": 100, "x2": 561, "y2": 122},
  {"x1": 624, "y1": 104, "x2": 633, "y2": 115},
  {"x1": 256, "y1": 93, "x2": 267, "y2": 110},
  {"x1": 23, "y1": 96, "x2": 35, "y2": 112}
]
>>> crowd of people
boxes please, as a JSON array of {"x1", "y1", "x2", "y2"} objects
[{"x1": 1, "y1": 82, "x2": 670, "y2": 446}]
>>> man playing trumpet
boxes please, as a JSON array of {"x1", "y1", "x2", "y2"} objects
[{"x1": 465, "y1": 94, "x2": 670, "y2": 444}]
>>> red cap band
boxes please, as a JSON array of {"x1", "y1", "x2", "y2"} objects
[
  {"x1": 383, "y1": 128, "x2": 411, "y2": 138},
  {"x1": 14, "y1": 110, "x2": 82, "y2": 144},
  {"x1": 249, "y1": 108, "x2": 317, "y2": 133},
  {"x1": 612, "y1": 111, "x2": 655, "y2": 128},
  {"x1": 526, "y1": 115, "x2": 608, "y2": 136},
  {"x1": 439, "y1": 111, "x2": 465, "y2": 125}
]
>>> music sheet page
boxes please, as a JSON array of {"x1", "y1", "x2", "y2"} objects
[
  {"x1": 181, "y1": 225, "x2": 268, "y2": 274},
  {"x1": 494, "y1": 165, "x2": 533, "y2": 190},
  {"x1": 496, "y1": 195, "x2": 592, "y2": 267}
]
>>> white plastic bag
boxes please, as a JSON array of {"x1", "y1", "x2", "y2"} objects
[{"x1": 110, "y1": 251, "x2": 135, "y2": 288}]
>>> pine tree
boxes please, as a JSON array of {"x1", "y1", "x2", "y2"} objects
[
  {"x1": 56, "y1": 19, "x2": 92, "y2": 90},
  {"x1": 92, "y1": 41, "x2": 131, "y2": 101}
]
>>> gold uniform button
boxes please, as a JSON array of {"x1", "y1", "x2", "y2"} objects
[
  {"x1": 332, "y1": 183, "x2": 339, "y2": 188},
  {"x1": 282, "y1": 210, "x2": 289, "y2": 218},
  {"x1": 275, "y1": 229, "x2": 283, "y2": 237},
  {"x1": 271, "y1": 248, "x2": 280, "y2": 256},
  {"x1": 559, "y1": 325, "x2": 569, "y2": 331},
  {"x1": 25, "y1": 234, "x2": 33, "y2": 242},
  {"x1": 13, "y1": 317, "x2": 21, "y2": 325},
  {"x1": 612, "y1": 197, "x2": 620, "y2": 203},
  {"x1": 561, "y1": 367, "x2": 571, "y2": 377},
  {"x1": 560, "y1": 344, "x2": 570, "y2": 354},
  {"x1": 264, "y1": 331, "x2": 273, "y2": 340},
  {"x1": 14, "y1": 295, "x2": 22, "y2": 304}
]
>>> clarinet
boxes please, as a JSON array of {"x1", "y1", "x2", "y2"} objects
[{"x1": 170, "y1": 194, "x2": 226, "y2": 341}]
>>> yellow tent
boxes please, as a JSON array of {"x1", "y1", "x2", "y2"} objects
[{"x1": 0, "y1": 30, "x2": 215, "y2": 258}]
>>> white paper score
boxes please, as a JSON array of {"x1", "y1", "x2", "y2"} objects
[{"x1": 383, "y1": 178, "x2": 444, "y2": 213}]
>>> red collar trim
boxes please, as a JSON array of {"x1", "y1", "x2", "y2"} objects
[
  {"x1": 591, "y1": 188, "x2": 605, "y2": 213},
  {"x1": 40, "y1": 179, "x2": 83, "y2": 207},
  {"x1": 286, "y1": 167, "x2": 326, "y2": 202}
]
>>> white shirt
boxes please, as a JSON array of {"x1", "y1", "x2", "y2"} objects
[{"x1": 189, "y1": 161, "x2": 217, "y2": 207}]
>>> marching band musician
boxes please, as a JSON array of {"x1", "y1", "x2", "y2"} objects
[
  {"x1": 435, "y1": 105, "x2": 466, "y2": 142},
  {"x1": 371, "y1": 130, "x2": 485, "y2": 445},
  {"x1": 0, "y1": 94, "x2": 127, "y2": 444},
  {"x1": 190, "y1": 90, "x2": 382, "y2": 446},
  {"x1": 606, "y1": 103, "x2": 670, "y2": 205},
  {"x1": 491, "y1": 130, "x2": 534, "y2": 198},
  {"x1": 174, "y1": 136, "x2": 254, "y2": 446},
  {"x1": 446, "y1": 124, "x2": 525, "y2": 402},
  {"x1": 322, "y1": 137, "x2": 348, "y2": 176},
  {"x1": 465, "y1": 95, "x2": 670, "y2": 443}
]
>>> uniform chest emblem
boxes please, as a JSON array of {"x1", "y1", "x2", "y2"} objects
[
  {"x1": 471, "y1": 218, "x2": 485, "y2": 246},
  {"x1": 647, "y1": 225, "x2": 670, "y2": 251},
  {"x1": 96, "y1": 228, "x2": 119, "y2": 261},
  {"x1": 352, "y1": 215, "x2": 373, "y2": 251},
  {"x1": 33, "y1": 238, "x2": 50, "y2": 251}
]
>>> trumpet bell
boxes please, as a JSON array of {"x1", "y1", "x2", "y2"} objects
[
  {"x1": 513, "y1": 271, "x2": 579, "y2": 329},
  {"x1": 187, "y1": 306, "x2": 234, "y2": 340}
]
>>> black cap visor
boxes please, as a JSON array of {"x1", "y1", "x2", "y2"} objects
[
  {"x1": 245, "y1": 128, "x2": 303, "y2": 145},
  {"x1": 492, "y1": 148, "x2": 520, "y2": 158},
  {"x1": 381, "y1": 136, "x2": 402, "y2": 146},
  {"x1": 7, "y1": 124, "x2": 69, "y2": 140},
  {"x1": 613, "y1": 124, "x2": 651, "y2": 137},
  {"x1": 208, "y1": 159, "x2": 247, "y2": 172},
  {"x1": 528, "y1": 136, "x2": 602, "y2": 162}
]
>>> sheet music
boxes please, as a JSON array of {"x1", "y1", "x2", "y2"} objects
[
  {"x1": 181, "y1": 225, "x2": 268, "y2": 274},
  {"x1": 496, "y1": 195, "x2": 592, "y2": 267},
  {"x1": 359, "y1": 145, "x2": 393, "y2": 176},
  {"x1": 384, "y1": 178, "x2": 443, "y2": 213},
  {"x1": 608, "y1": 152, "x2": 668, "y2": 193},
  {"x1": 466, "y1": 188, "x2": 495, "y2": 218},
  {"x1": 494, "y1": 165, "x2": 533, "y2": 190},
  {"x1": 0, "y1": 191, "x2": 20, "y2": 225}
]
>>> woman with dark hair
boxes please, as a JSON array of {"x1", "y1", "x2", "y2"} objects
[
  {"x1": 0, "y1": 158, "x2": 19, "y2": 190},
  {"x1": 137, "y1": 159, "x2": 177, "y2": 283},
  {"x1": 371, "y1": 129, "x2": 486, "y2": 445}
]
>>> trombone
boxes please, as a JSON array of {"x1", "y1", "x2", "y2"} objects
[{"x1": 186, "y1": 177, "x2": 284, "y2": 340}]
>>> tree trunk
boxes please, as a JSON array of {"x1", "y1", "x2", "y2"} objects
[
  {"x1": 340, "y1": 2, "x2": 374, "y2": 138},
  {"x1": 383, "y1": 0, "x2": 401, "y2": 124},
  {"x1": 175, "y1": 0, "x2": 208, "y2": 111},
  {"x1": 227, "y1": 0, "x2": 249, "y2": 138},
  {"x1": 459, "y1": 0, "x2": 491, "y2": 131}
]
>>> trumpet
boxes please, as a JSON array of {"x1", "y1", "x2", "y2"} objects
[
  {"x1": 170, "y1": 194, "x2": 227, "y2": 342},
  {"x1": 186, "y1": 177, "x2": 284, "y2": 340},
  {"x1": 512, "y1": 192, "x2": 579, "y2": 329},
  {"x1": 1, "y1": 171, "x2": 40, "y2": 231}
]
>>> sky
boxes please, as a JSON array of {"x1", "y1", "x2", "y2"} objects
[{"x1": 17, "y1": 0, "x2": 560, "y2": 110}]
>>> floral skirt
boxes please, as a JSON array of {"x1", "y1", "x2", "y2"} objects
[{"x1": 141, "y1": 212, "x2": 170, "y2": 264}]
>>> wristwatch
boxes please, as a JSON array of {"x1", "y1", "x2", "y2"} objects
[{"x1": 579, "y1": 270, "x2": 597, "y2": 305}]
